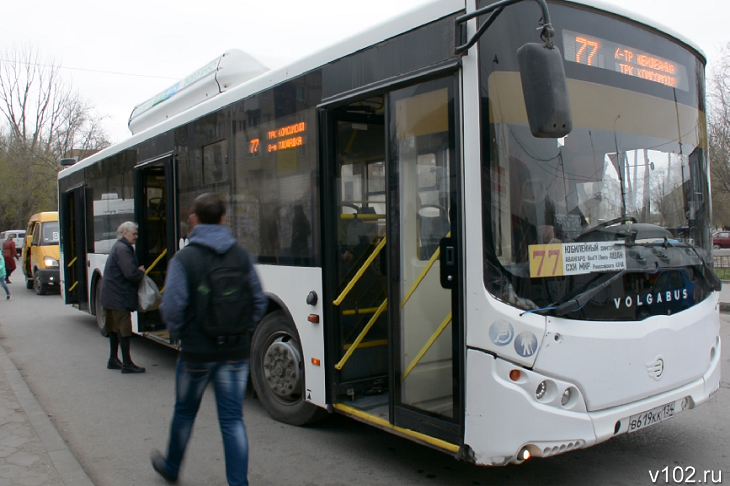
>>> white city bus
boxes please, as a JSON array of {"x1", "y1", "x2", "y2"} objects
[{"x1": 57, "y1": 0, "x2": 721, "y2": 466}]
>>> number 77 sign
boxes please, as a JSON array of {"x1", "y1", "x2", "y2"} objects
[
  {"x1": 529, "y1": 242, "x2": 627, "y2": 278},
  {"x1": 529, "y1": 244, "x2": 564, "y2": 278}
]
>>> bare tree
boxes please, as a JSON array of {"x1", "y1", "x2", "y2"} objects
[
  {"x1": 709, "y1": 44, "x2": 730, "y2": 228},
  {"x1": 0, "y1": 45, "x2": 110, "y2": 229}
]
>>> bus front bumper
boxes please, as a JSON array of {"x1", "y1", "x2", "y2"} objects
[{"x1": 463, "y1": 341, "x2": 720, "y2": 466}]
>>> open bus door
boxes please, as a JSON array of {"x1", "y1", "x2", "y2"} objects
[
  {"x1": 60, "y1": 185, "x2": 89, "y2": 311},
  {"x1": 323, "y1": 75, "x2": 464, "y2": 448},
  {"x1": 134, "y1": 155, "x2": 177, "y2": 343}
]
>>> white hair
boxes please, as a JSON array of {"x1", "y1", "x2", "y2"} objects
[{"x1": 116, "y1": 221, "x2": 138, "y2": 239}]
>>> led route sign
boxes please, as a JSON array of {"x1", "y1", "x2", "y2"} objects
[
  {"x1": 249, "y1": 122, "x2": 306, "y2": 156},
  {"x1": 563, "y1": 30, "x2": 688, "y2": 91}
]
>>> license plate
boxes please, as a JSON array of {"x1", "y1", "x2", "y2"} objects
[{"x1": 628, "y1": 401, "x2": 676, "y2": 433}]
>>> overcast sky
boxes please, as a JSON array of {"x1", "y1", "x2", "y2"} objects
[{"x1": 2, "y1": 0, "x2": 727, "y2": 144}]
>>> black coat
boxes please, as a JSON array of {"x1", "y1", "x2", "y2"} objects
[{"x1": 100, "y1": 238, "x2": 144, "y2": 312}]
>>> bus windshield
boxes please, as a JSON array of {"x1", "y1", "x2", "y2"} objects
[{"x1": 479, "y1": 2, "x2": 713, "y2": 321}]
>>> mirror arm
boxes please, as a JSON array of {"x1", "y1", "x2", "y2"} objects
[{"x1": 455, "y1": 0, "x2": 554, "y2": 55}]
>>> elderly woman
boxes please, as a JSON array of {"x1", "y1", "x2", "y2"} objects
[{"x1": 100, "y1": 221, "x2": 146, "y2": 373}]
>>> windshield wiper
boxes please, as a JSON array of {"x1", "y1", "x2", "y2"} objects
[
  {"x1": 623, "y1": 238, "x2": 720, "y2": 291},
  {"x1": 553, "y1": 239, "x2": 720, "y2": 317},
  {"x1": 663, "y1": 239, "x2": 721, "y2": 291},
  {"x1": 554, "y1": 269, "x2": 627, "y2": 316}
]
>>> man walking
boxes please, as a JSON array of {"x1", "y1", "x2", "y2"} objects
[{"x1": 151, "y1": 193, "x2": 267, "y2": 485}]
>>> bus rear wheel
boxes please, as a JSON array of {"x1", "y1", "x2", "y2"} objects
[{"x1": 251, "y1": 310, "x2": 326, "y2": 426}]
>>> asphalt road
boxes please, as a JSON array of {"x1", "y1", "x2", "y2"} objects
[{"x1": 0, "y1": 284, "x2": 728, "y2": 485}]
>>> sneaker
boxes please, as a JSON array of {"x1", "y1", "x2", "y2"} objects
[
  {"x1": 6, "y1": 295, "x2": 9, "y2": 300},
  {"x1": 107, "y1": 358, "x2": 122, "y2": 370},
  {"x1": 121, "y1": 363, "x2": 146, "y2": 374},
  {"x1": 150, "y1": 449, "x2": 177, "y2": 483}
]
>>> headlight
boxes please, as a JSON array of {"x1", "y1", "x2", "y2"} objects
[
  {"x1": 44, "y1": 257, "x2": 59, "y2": 267},
  {"x1": 535, "y1": 381, "x2": 547, "y2": 400},
  {"x1": 561, "y1": 388, "x2": 571, "y2": 406}
]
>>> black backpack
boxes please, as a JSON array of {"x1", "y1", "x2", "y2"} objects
[{"x1": 176, "y1": 243, "x2": 254, "y2": 345}]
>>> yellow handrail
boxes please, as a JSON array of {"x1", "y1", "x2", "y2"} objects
[
  {"x1": 400, "y1": 231, "x2": 450, "y2": 310},
  {"x1": 145, "y1": 248, "x2": 168, "y2": 276},
  {"x1": 342, "y1": 339, "x2": 387, "y2": 350},
  {"x1": 333, "y1": 237, "x2": 386, "y2": 306},
  {"x1": 67, "y1": 256, "x2": 77, "y2": 268},
  {"x1": 335, "y1": 299, "x2": 387, "y2": 370},
  {"x1": 342, "y1": 307, "x2": 379, "y2": 316},
  {"x1": 401, "y1": 312, "x2": 452, "y2": 380},
  {"x1": 68, "y1": 281, "x2": 78, "y2": 292},
  {"x1": 340, "y1": 214, "x2": 385, "y2": 220}
]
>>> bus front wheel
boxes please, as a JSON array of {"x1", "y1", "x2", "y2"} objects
[{"x1": 251, "y1": 310, "x2": 326, "y2": 426}]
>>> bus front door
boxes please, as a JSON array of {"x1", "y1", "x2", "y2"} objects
[
  {"x1": 134, "y1": 157, "x2": 176, "y2": 341},
  {"x1": 60, "y1": 186, "x2": 89, "y2": 311},
  {"x1": 326, "y1": 75, "x2": 463, "y2": 447}
]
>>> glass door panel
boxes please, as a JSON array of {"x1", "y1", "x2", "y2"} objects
[{"x1": 389, "y1": 77, "x2": 460, "y2": 430}]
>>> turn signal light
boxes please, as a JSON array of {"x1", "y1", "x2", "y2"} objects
[
  {"x1": 509, "y1": 370, "x2": 521, "y2": 381},
  {"x1": 308, "y1": 314, "x2": 320, "y2": 323},
  {"x1": 311, "y1": 358, "x2": 321, "y2": 366}
]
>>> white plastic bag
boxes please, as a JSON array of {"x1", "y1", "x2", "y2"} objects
[{"x1": 138, "y1": 275, "x2": 162, "y2": 312}]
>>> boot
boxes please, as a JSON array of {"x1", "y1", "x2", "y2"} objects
[
  {"x1": 107, "y1": 333, "x2": 122, "y2": 369},
  {"x1": 120, "y1": 336, "x2": 145, "y2": 374}
]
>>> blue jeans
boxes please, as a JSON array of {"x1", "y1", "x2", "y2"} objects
[{"x1": 164, "y1": 357, "x2": 250, "y2": 486}]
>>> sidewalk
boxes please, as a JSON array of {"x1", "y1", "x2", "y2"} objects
[{"x1": 0, "y1": 342, "x2": 94, "y2": 486}]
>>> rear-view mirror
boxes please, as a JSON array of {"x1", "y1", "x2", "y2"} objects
[{"x1": 517, "y1": 42, "x2": 572, "y2": 138}]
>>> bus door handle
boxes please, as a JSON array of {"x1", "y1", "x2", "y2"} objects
[{"x1": 440, "y1": 237, "x2": 456, "y2": 289}]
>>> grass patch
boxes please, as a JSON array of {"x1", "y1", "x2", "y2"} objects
[{"x1": 714, "y1": 267, "x2": 730, "y2": 280}]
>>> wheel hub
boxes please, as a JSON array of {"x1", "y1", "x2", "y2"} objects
[{"x1": 263, "y1": 337, "x2": 302, "y2": 399}]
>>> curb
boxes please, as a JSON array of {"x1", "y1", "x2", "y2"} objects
[{"x1": 0, "y1": 342, "x2": 94, "y2": 486}]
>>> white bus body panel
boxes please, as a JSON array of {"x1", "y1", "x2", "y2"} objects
[
  {"x1": 534, "y1": 294, "x2": 721, "y2": 411},
  {"x1": 255, "y1": 265, "x2": 326, "y2": 409},
  {"x1": 464, "y1": 335, "x2": 720, "y2": 465}
]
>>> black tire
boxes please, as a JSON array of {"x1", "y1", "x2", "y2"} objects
[
  {"x1": 94, "y1": 278, "x2": 108, "y2": 336},
  {"x1": 34, "y1": 273, "x2": 47, "y2": 295},
  {"x1": 25, "y1": 272, "x2": 33, "y2": 290},
  {"x1": 250, "y1": 310, "x2": 327, "y2": 426}
]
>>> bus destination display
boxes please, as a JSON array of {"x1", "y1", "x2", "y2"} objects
[
  {"x1": 249, "y1": 121, "x2": 306, "y2": 156},
  {"x1": 563, "y1": 30, "x2": 688, "y2": 91}
]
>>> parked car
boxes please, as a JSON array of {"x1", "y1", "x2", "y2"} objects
[
  {"x1": 712, "y1": 231, "x2": 730, "y2": 249},
  {"x1": 0, "y1": 230, "x2": 26, "y2": 257},
  {"x1": 21, "y1": 212, "x2": 60, "y2": 295}
]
